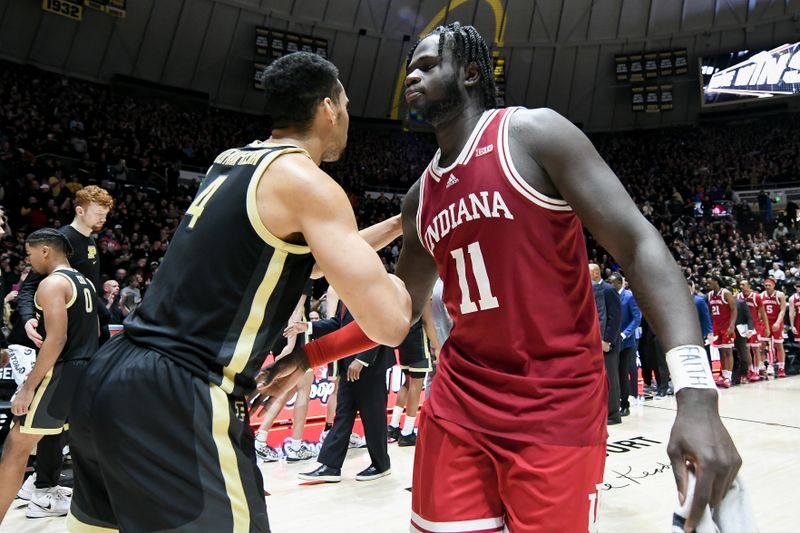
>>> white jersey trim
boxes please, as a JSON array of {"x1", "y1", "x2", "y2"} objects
[
  {"x1": 497, "y1": 108, "x2": 573, "y2": 212},
  {"x1": 430, "y1": 110, "x2": 496, "y2": 181},
  {"x1": 410, "y1": 512, "x2": 504, "y2": 532}
]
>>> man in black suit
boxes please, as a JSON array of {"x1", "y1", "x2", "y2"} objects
[
  {"x1": 293, "y1": 301, "x2": 392, "y2": 482},
  {"x1": 589, "y1": 264, "x2": 622, "y2": 424},
  {"x1": 733, "y1": 295, "x2": 755, "y2": 385}
]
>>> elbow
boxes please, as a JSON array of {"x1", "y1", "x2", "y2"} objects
[{"x1": 363, "y1": 310, "x2": 411, "y2": 347}]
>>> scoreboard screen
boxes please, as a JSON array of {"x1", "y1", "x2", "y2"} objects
[{"x1": 700, "y1": 42, "x2": 800, "y2": 107}]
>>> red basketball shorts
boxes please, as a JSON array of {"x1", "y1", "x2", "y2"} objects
[
  {"x1": 760, "y1": 322, "x2": 783, "y2": 344},
  {"x1": 711, "y1": 327, "x2": 734, "y2": 348},
  {"x1": 410, "y1": 411, "x2": 606, "y2": 533}
]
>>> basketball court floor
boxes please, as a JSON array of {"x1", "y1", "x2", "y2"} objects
[{"x1": 2, "y1": 376, "x2": 796, "y2": 532}]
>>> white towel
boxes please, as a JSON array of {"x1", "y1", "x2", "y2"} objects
[
  {"x1": 7, "y1": 344, "x2": 36, "y2": 388},
  {"x1": 672, "y1": 472, "x2": 758, "y2": 533}
]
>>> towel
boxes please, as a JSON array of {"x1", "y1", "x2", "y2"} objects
[{"x1": 672, "y1": 472, "x2": 758, "y2": 533}]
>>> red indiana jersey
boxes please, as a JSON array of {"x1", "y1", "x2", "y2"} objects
[
  {"x1": 761, "y1": 290, "x2": 784, "y2": 323},
  {"x1": 416, "y1": 107, "x2": 606, "y2": 446},
  {"x1": 791, "y1": 294, "x2": 800, "y2": 330},
  {"x1": 708, "y1": 290, "x2": 733, "y2": 330},
  {"x1": 737, "y1": 291, "x2": 765, "y2": 332}
]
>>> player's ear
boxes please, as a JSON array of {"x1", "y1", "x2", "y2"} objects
[
  {"x1": 464, "y1": 62, "x2": 480, "y2": 88},
  {"x1": 322, "y1": 97, "x2": 336, "y2": 124}
]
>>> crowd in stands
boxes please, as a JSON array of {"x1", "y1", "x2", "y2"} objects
[{"x1": 2, "y1": 61, "x2": 800, "y2": 334}]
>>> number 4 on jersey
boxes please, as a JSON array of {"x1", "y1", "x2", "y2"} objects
[
  {"x1": 186, "y1": 174, "x2": 228, "y2": 229},
  {"x1": 451, "y1": 241, "x2": 499, "y2": 314}
]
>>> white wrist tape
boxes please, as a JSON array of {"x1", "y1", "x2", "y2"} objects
[{"x1": 665, "y1": 345, "x2": 717, "y2": 393}]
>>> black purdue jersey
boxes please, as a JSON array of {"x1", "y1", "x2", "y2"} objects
[
  {"x1": 125, "y1": 144, "x2": 315, "y2": 396},
  {"x1": 35, "y1": 268, "x2": 99, "y2": 362}
]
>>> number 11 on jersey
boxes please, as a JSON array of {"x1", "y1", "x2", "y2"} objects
[{"x1": 451, "y1": 241, "x2": 499, "y2": 314}]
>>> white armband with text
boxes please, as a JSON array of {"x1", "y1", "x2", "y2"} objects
[{"x1": 665, "y1": 345, "x2": 717, "y2": 393}]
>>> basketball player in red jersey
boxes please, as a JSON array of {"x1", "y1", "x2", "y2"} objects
[
  {"x1": 706, "y1": 276, "x2": 737, "y2": 388},
  {"x1": 738, "y1": 279, "x2": 768, "y2": 382},
  {"x1": 761, "y1": 277, "x2": 787, "y2": 378},
  {"x1": 262, "y1": 23, "x2": 741, "y2": 532},
  {"x1": 788, "y1": 282, "x2": 800, "y2": 369}
]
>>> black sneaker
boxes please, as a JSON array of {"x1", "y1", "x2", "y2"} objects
[
  {"x1": 387, "y1": 425, "x2": 400, "y2": 442},
  {"x1": 620, "y1": 407, "x2": 631, "y2": 417},
  {"x1": 398, "y1": 432, "x2": 416, "y2": 447},
  {"x1": 355, "y1": 465, "x2": 391, "y2": 481},
  {"x1": 297, "y1": 464, "x2": 341, "y2": 483}
]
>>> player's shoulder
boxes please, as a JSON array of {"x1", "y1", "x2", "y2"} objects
[
  {"x1": 38, "y1": 272, "x2": 73, "y2": 299},
  {"x1": 265, "y1": 151, "x2": 345, "y2": 206},
  {"x1": 508, "y1": 107, "x2": 568, "y2": 135}
]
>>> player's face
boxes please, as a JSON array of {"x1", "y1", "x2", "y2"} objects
[
  {"x1": 321, "y1": 82, "x2": 349, "y2": 163},
  {"x1": 739, "y1": 281, "x2": 749, "y2": 293},
  {"x1": 78, "y1": 202, "x2": 109, "y2": 232},
  {"x1": 765, "y1": 280, "x2": 775, "y2": 291},
  {"x1": 405, "y1": 35, "x2": 465, "y2": 126},
  {"x1": 25, "y1": 244, "x2": 48, "y2": 275}
]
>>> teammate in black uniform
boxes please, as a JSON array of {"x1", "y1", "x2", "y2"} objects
[
  {"x1": 387, "y1": 320, "x2": 432, "y2": 446},
  {"x1": 66, "y1": 52, "x2": 411, "y2": 532},
  {"x1": 0, "y1": 229, "x2": 98, "y2": 522},
  {"x1": 12, "y1": 185, "x2": 112, "y2": 516}
]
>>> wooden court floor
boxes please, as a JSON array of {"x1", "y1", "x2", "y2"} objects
[{"x1": 3, "y1": 376, "x2": 797, "y2": 532}]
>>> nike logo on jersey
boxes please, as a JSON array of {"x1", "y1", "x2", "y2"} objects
[
  {"x1": 423, "y1": 191, "x2": 515, "y2": 253},
  {"x1": 446, "y1": 175, "x2": 459, "y2": 188},
  {"x1": 475, "y1": 144, "x2": 494, "y2": 157}
]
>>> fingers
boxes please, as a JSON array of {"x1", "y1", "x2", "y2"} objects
[
  {"x1": 686, "y1": 462, "x2": 714, "y2": 531},
  {"x1": 668, "y1": 446, "x2": 689, "y2": 505}
]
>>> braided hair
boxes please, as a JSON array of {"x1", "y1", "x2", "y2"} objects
[
  {"x1": 406, "y1": 22, "x2": 497, "y2": 110},
  {"x1": 26, "y1": 228, "x2": 73, "y2": 258}
]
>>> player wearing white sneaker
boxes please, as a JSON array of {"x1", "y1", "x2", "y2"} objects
[{"x1": 26, "y1": 486, "x2": 72, "y2": 518}]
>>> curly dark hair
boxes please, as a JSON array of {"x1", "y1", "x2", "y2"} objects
[
  {"x1": 406, "y1": 22, "x2": 497, "y2": 111},
  {"x1": 263, "y1": 52, "x2": 341, "y2": 132}
]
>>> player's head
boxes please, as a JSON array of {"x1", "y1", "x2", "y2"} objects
[
  {"x1": 263, "y1": 52, "x2": 349, "y2": 162},
  {"x1": 764, "y1": 277, "x2": 776, "y2": 291},
  {"x1": 25, "y1": 228, "x2": 73, "y2": 275},
  {"x1": 739, "y1": 279, "x2": 752, "y2": 293},
  {"x1": 707, "y1": 275, "x2": 723, "y2": 291},
  {"x1": 75, "y1": 185, "x2": 113, "y2": 232},
  {"x1": 404, "y1": 22, "x2": 496, "y2": 125}
]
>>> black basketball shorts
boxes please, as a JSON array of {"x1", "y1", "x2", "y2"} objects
[
  {"x1": 17, "y1": 359, "x2": 88, "y2": 435},
  {"x1": 397, "y1": 325, "x2": 432, "y2": 379},
  {"x1": 66, "y1": 334, "x2": 270, "y2": 533}
]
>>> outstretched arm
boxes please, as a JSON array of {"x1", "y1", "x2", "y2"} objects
[{"x1": 513, "y1": 108, "x2": 740, "y2": 531}]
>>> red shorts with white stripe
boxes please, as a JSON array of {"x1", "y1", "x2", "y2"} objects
[
  {"x1": 760, "y1": 325, "x2": 784, "y2": 344},
  {"x1": 410, "y1": 411, "x2": 605, "y2": 533},
  {"x1": 711, "y1": 327, "x2": 734, "y2": 348}
]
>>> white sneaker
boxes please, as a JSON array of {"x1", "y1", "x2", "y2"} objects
[
  {"x1": 284, "y1": 444, "x2": 315, "y2": 462},
  {"x1": 255, "y1": 441, "x2": 279, "y2": 463},
  {"x1": 348, "y1": 433, "x2": 366, "y2": 449},
  {"x1": 17, "y1": 473, "x2": 36, "y2": 501},
  {"x1": 26, "y1": 486, "x2": 71, "y2": 518}
]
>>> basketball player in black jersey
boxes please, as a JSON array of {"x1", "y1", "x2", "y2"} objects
[
  {"x1": 66, "y1": 52, "x2": 410, "y2": 533},
  {"x1": 0, "y1": 229, "x2": 98, "y2": 522},
  {"x1": 12, "y1": 185, "x2": 112, "y2": 516}
]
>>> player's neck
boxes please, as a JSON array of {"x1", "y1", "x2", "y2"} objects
[
  {"x1": 266, "y1": 132, "x2": 324, "y2": 165},
  {"x1": 48, "y1": 261, "x2": 71, "y2": 274},
  {"x1": 71, "y1": 218, "x2": 92, "y2": 237},
  {"x1": 433, "y1": 105, "x2": 486, "y2": 167}
]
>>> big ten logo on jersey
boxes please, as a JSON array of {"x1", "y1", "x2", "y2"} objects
[
  {"x1": 234, "y1": 401, "x2": 246, "y2": 422},
  {"x1": 587, "y1": 484, "x2": 602, "y2": 533},
  {"x1": 87, "y1": 245, "x2": 97, "y2": 260}
]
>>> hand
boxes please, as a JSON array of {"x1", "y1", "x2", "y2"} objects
[
  {"x1": 25, "y1": 319, "x2": 43, "y2": 348},
  {"x1": 726, "y1": 324, "x2": 735, "y2": 336},
  {"x1": 283, "y1": 321, "x2": 309, "y2": 337},
  {"x1": 347, "y1": 361, "x2": 364, "y2": 381},
  {"x1": 667, "y1": 389, "x2": 742, "y2": 532},
  {"x1": 772, "y1": 321, "x2": 780, "y2": 332},
  {"x1": 602, "y1": 340, "x2": 610, "y2": 352},
  {"x1": 0, "y1": 349, "x2": 9, "y2": 368},
  {"x1": 4, "y1": 290, "x2": 18, "y2": 303},
  {"x1": 792, "y1": 326, "x2": 797, "y2": 335},
  {"x1": 11, "y1": 387, "x2": 35, "y2": 416},
  {"x1": 430, "y1": 346, "x2": 439, "y2": 364},
  {"x1": 256, "y1": 348, "x2": 310, "y2": 399}
]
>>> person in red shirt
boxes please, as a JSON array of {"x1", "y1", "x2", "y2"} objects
[
  {"x1": 761, "y1": 277, "x2": 787, "y2": 378},
  {"x1": 264, "y1": 23, "x2": 741, "y2": 533},
  {"x1": 706, "y1": 276, "x2": 737, "y2": 388},
  {"x1": 737, "y1": 279, "x2": 768, "y2": 382}
]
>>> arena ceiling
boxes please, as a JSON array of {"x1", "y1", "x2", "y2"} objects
[{"x1": 1, "y1": 0, "x2": 799, "y2": 131}]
